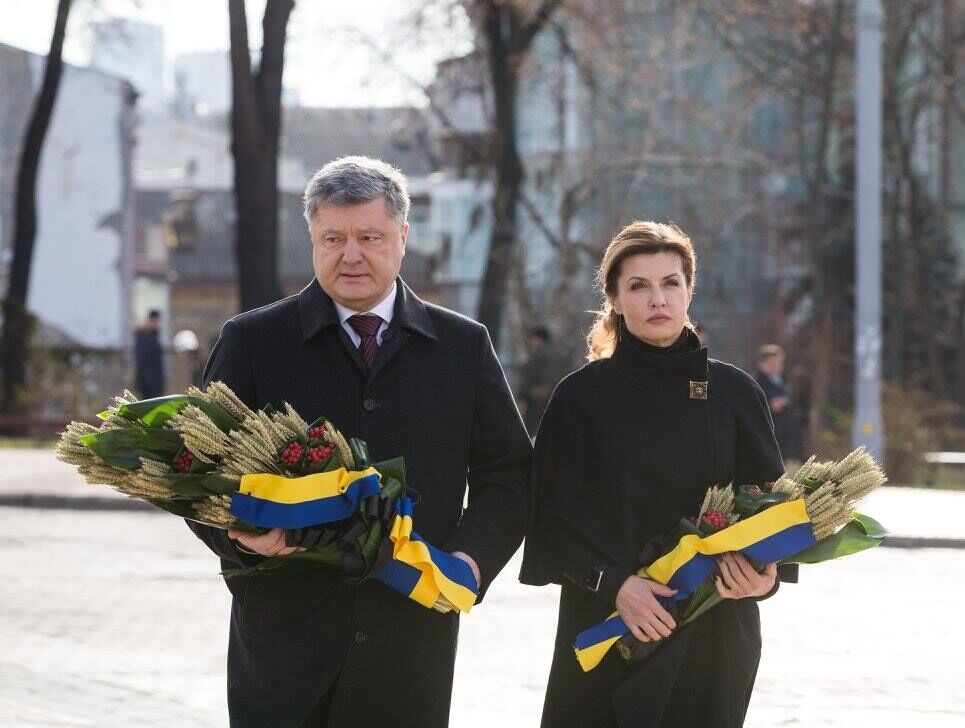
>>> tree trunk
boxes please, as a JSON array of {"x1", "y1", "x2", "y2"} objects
[
  {"x1": 475, "y1": 0, "x2": 561, "y2": 350},
  {"x1": 1, "y1": 0, "x2": 72, "y2": 421},
  {"x1": 807, "y1": 302, "x2": 834, "y2": 452},
  {"x1": 228, "y1": 0, "x2": 294, "y2": 313},
  {"x1": 476, "y1": 2, "x2": 523, "y2": 349}
]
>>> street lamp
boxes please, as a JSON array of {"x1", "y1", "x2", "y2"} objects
[{"x1": 172, "y1": 328, "x2": 201, "y2": 387}]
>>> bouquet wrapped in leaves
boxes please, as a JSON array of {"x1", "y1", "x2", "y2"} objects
[
  {"x1": 56, "y1": 382, "x2": 478, "y2": 614},
  {"x1": 574, "y1": 449, "x2": 888, "y2": 671}
]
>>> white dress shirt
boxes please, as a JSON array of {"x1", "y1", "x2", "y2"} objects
[{"x1": 333, "y1": 281, "x2": 397, "y2": 347}]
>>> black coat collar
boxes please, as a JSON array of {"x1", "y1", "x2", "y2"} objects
[
  {"x1": 297, "y1": 277, "x2": 437, "y2": 342},
  {"x1": 611, "y1": 326, "x2": 708, "y2": 382}
]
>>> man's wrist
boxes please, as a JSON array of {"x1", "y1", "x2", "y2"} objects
[{"x1": 450, "y1": 551, "x2": 481, "y2": 588}]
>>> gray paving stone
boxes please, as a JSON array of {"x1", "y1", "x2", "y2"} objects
[{"x1": 1, "y1": 448, "x2": 963, "y2": 727}]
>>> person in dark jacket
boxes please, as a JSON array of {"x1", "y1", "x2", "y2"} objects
[
  {"x1": 518, "y1": 326, "x2": 569, "y2": 437},
  {"x1": 521, "y1": 221, "x2": 793, "y2": 728},
  {"x1": 134, "y1": 309, "x2": 164, "y2": 398},
  {"x1": 754, "y1": 344, "x2": 802, "y2": 461},
  {"x1": 187, "y1": 156, "x2": 532, "y2": 727}
]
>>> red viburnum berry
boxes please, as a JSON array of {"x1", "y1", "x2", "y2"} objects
[
  {"x1": 308, "y1": 426, "x2": 325, "y2": 440},
  {"x1": 747, "y1": 486, "x2": 763, "y2": 495},
  {"x1": 701, "y1": 510, "x2": 729, "y2": 529},
  {"x1": 173, "y1": 449, "x2": 194, "y2": 473},
  {"x1": 307, "y1": 444, "x2": 335, "y2": 465},
  {"x1": 280, "y1": 441, "x2": 304, "y2": 467}
]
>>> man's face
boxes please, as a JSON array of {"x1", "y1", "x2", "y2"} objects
[
  {"x1": 309, "y1": 199, "x2": 408, "y2": 311},
  {"x1": 759, "y1": 355, "x2": 784, "y2": 378}
]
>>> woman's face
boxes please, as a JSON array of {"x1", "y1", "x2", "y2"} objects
[{"x1": 612, "y1": 251, "x2": 692, "y2": 348}]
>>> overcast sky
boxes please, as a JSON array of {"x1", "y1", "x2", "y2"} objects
[{"x1": 0, "y1": 0, "x2": 473, "y2": 107}]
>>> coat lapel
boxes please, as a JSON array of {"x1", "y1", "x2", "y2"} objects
[
  {"x1": 298, "y1": 279, "x2": 367, "y2": 376},
  {"x1": 367, "y1": 326, "x2": 410, "y2": 381},
  {"x1": 367, "y1": 279, "x2": 436, "y2": 380},
  {"x1": 297, "y1": 277, "x2": 437, "y2": 383}
]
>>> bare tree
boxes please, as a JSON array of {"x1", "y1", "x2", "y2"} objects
[
  {"x1": 228, "y1": 0, "x2": 294, "y2": 313},
  {"x1": 471, "y1": 0, "x2": 563, "y2": 349},
  {"x1": 702, "y1": 0, "x2": 965, "y2": 460},
  {"x1": 1, "y1": 0, "x2": 73, "y2": 422}
]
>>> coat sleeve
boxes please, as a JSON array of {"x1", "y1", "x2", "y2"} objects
[
  {"x1": 732, "y1": 372, "x2": 798, "y2": 591},
  {"x1": 442, "y1": 326, "x2": 533, "y2": 600},
  {"x1": 184, "y1": 318, "x2": 263, "y2": 568},
  {"x1": 518, "y1": 378, "x2": 634, "y2": 607},
  {"x1": 733, "y1": 374, "x2": 785, "y2": 487}
]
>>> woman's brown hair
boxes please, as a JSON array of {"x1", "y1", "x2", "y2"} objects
[{"x1": 586, "y1": 221, "x2": 697, "y2": 361}]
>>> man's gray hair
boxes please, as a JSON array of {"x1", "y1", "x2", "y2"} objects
[{"x1": 303, "y1": 155, "x2": 410, "y2": 227}]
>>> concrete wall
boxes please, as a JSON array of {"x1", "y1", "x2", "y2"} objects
[{"x1": 0, "y1": 43, "x2": 135, "y2": 350}]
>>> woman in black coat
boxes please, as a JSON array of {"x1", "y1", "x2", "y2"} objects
[{"x1": 520, "y1": 221, "x2": 787, "y2": 728}]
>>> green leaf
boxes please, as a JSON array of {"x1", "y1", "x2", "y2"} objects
[
  {"x1": 150, "y1": 499, "x2": 203, "y2": 520},
  {"x1": 188, "y1": 456, "x2": 217, "y2": 474},
  {"x1": 801, "y1": 476, "x2": 824, "y2": 493},
  {"x1": 669, "y1": 517, "x2": 702, "y2": 544},
  {"x1": 80, "y1": 427, "x2": 183, "y2": 470},
  {"x1": 349, "y1": 438, "x2": 371, "y2": 469},
  {"x1": 157, "y1": 472, "x2": 239, "y2": 498},
  {"x1": 785, "y1": 513, "x2": 888, "y2": 564},
  {"x1": 358, "y1": 520, "x2": 383, "y2": 564},
  {"x1": 117, "y1": 395, "x2": 240, "y2": 432},
  {"x1": 852, "y1": 512, "x2": 888, "y2": 538},
  {"x1": 734, "y1": 489, "x2": 790, "y2": 517},
  {"x1": 221, "y1": 547, "x2": 345, "y2": 578},
  {"x1": 380, "y1": 476, "x2": 405, "y2": 503},
  {"x1": 680, "y1": 580, "x2": 724, "y2": 625},
  {"x1": 372, "y1": 457, "x2": 406, "y2": 487}
]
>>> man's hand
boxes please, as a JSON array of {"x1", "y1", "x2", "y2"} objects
[
  {"x1": 450, "y1": 551, "x2": 481, "y2": 589},
  {"x1": 714, "y1": 552, "x2": 777, "y2": 599},
  {"x1": 769, "y1": 395, "x2": 790, "y2": 413},
  {"x1": 615, "y1": 576, "x2": 678, "y2": 643},
  {"x1": 228, "y1": 527, "x2": 303, "y2": 557}
]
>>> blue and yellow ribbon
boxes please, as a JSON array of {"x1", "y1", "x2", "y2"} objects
[
  {"x1": 229, "y1": 466, "x2": 381, "y2": 529},
  {"x1": 574, "y1": 498, "x2": 816, "y2": 671},
  {"x1": 374, "y1": 497, "x2": 479, "y2": 613}
]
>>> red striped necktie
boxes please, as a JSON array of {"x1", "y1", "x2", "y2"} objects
[{"x1": 347, "y1": 314, "x2": 383, "y2": 368}]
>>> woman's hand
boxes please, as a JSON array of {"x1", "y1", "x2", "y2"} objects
[
  {"x1": 714, "y1": 552, "x2": 777, "y2": 599},
  {"x1": 615, "y1": 576, "x2": 678, "y2": 642}
]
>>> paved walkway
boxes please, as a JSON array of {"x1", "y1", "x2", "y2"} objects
[{"x1": 2, "y1": 449, "x2": 963, "y2": 726}]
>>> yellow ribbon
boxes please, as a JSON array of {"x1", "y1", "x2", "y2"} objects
[{"x1": 238, "y1": 466, "x2": 380, "y2": 504}]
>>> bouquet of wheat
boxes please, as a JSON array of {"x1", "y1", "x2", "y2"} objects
[{"x1": 57, "y1": 382, "x2": 477, "y2": 614}]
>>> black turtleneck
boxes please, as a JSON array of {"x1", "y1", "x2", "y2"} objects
[
  {"x1": 623, "y1": 325, "x2": 696, "y2": 356},
  {"x1": 612, "y1": 326, "x2": 708, "y2": 382},
  {"x1": 519, "y1": 325, "x2": 785, "y2": 726}
]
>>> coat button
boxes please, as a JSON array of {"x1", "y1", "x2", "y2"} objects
[
  {"x1": 354, "y1": 630, "x2": 368, "y2": 644},
  {"x1": 363, "y1": 398, "x2": 378, "y2": 412}
]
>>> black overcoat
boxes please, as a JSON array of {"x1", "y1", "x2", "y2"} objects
[
  {"x1": 187, "y1": 278, "x2": 531, "y2": 727},
  {"x1": 520, "y1": 329, "x2": 786, "y2": 728},
  {"x1": 753, "y1": 369, "x2": 802, "y2": 461}
]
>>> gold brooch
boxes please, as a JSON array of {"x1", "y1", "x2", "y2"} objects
[{"x1": 690, "y1": 381, "x2": 708, "y2": 400}]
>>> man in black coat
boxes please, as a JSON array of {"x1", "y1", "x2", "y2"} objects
[
  {"x1": 134, "y1": 309, "x2": 164, "y2": 398},
  {"x1": 187, "y1": 156, "x2": 532, "y2": 727}
]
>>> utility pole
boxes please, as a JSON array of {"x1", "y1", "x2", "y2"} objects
[{"x1": 853, "y1": 0, "x2": 884, "y2": 459}]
